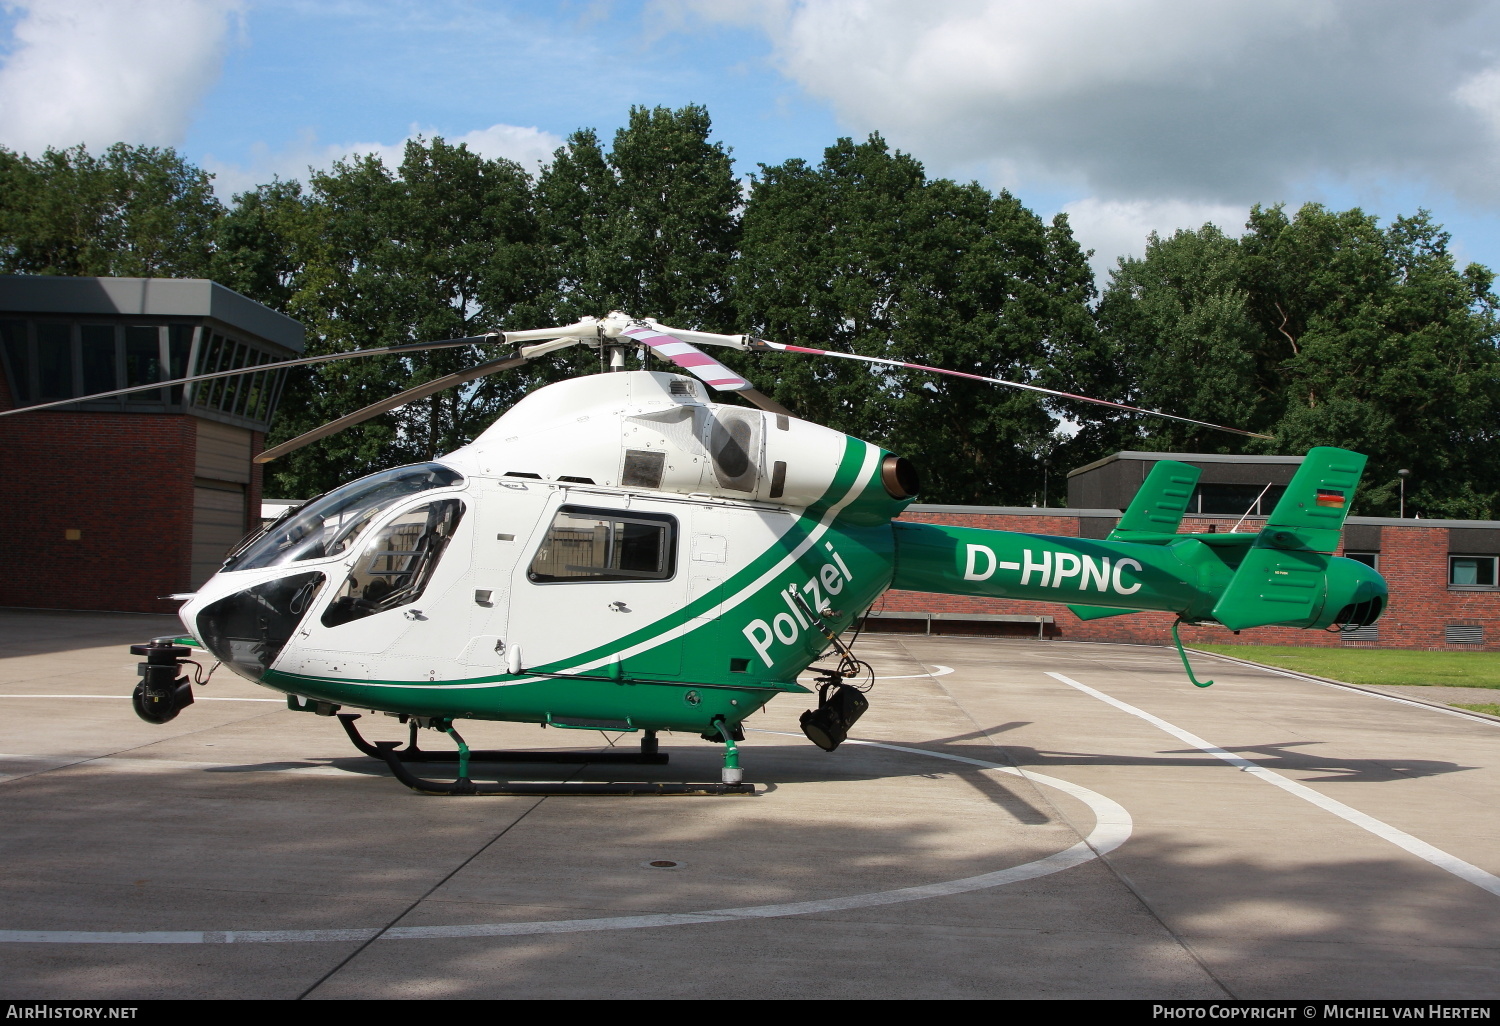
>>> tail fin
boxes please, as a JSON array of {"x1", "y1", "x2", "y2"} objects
[
  {"x1": 1109, "y1": 460, "x2": 1201, "y2": 540},
  {"x1": 1068, "y1": 460, "x2": 1201, "y2": 620},
  {"x1": 1211, "y1": 447, "x2": 1367, "y2": 630}
]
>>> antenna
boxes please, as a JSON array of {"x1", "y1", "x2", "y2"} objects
[{"x1": 1230, "y1": 481, "x2": 1275, "y2": 533}]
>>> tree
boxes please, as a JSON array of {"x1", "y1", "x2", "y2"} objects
[
  {"x1": 734, "y1": 134, "x2": 1099, "y2": 505},
  {"x1": 0, "y1": 144, "x2": 222, "y2": 277},
  {"x1": 261, "y1": 138, "x2": 544, "y2": 499},
  {"x1": 536, "y1": 105, "x2": 740, "y2": 328},
  {"x1": 1093, "y1": 204, "x2": 1500, "y2": 516}
]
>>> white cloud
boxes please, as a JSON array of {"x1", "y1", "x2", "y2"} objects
[
  {"x1": 676, "y1": 0, "x2": 1500, "y2": 206},
  {"x1": 1061, "y1": 197, "x2": 1247, "y2": 285},
  {"x1": 0, "y1": 0, "x2": 241, "y2": 155},
  {"x1": 203, "y1": 122, "x2": 565, "y2": 199}
]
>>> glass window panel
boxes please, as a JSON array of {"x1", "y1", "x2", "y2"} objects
[
  {"x1": 224, "y1": 462, "x2": 464, "y2": 572},
  {"x1": 1345, "y1": 552, "x2": 1379, "y2": 570},
  {"x1": 195, "y1": 333, "x2": 223, "y2": 406},
  {"x1": 1450, "y1": 557, "x2": 1497, "y2": 587},
  {"x1": 0, "y1": 320, "x2": 30, "y2": 403},
  {"x1": 1191, "y1": 483, "x2": 1288, "y2": 516},
  {"x1": 528, "y1": 505, "x2": 676, "y2": 583},
  {"x1": 168, "y1": 325, "x2": 193, "y2": 405},
  {"x1": 321, "y1": 499, "x2": 467, "y2": 627},
  {"x1": 80, "y1": 325, "x2": 117, "y2": 398},
  {"x1": 235, "y1": 351, "x2": 267, "y2": 417},
  {"x1": 35, "y1": 322, "x2": 72, "y2": 400},
  {"x1": 124, "y1": 325, "x2": 163, "y2": 403},
  {"x1": 217, "y1": 341, "x2": 247, "y2": 413}
]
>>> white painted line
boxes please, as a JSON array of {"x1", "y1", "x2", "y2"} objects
[
  {"x1": 0, "y1": 733, "x2": 1132, "y2": 944},
  {"x1": 1185, "y1": 649, "x2": 1500, "y2": 727},
  {"x1": 798, "y1": 664, "x2": 954, "y2": 683},
  {"x1": 0, "y1": 695, "x2": 282, "y2": 702},
  {"x1": 871, "y1": 664, "x2": 955, "y2": 681},
  {"x1": 1046, "y1": 670, "x2": 1500, "y2": 900}
]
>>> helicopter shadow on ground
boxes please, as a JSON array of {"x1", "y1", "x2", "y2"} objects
[{"x1": 2, "y1": 734, "x2": 1497, "y2": 998}]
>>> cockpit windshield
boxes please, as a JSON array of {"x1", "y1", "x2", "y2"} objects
[{"x1": 222, "y1": 463, "x2": 464, "y2": 572}]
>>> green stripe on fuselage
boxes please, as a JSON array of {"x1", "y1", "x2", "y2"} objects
[{"x1": 260, "y1": 435, "x2": 899, "y2": 730}]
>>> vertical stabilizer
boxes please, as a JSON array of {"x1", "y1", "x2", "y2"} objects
[
  {"x1": 1110, "y1": 460, "x2": 1201, "y2": 539},
  {"x1": 1211, "y1": 447, "x2": 1367, "y2": 630}
]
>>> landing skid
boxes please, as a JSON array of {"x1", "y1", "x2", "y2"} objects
[{"x1": 336, "y1": 715, "x2": 756, "y2": 797}]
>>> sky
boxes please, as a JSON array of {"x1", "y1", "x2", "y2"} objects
[{"x1": 1, "y1": 0, "x2": 1499, "y2": 286}]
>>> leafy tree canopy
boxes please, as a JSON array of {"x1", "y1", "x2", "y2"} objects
[{"x1": 1093, "y1": 203, "x2": 1500, "y2": 516}]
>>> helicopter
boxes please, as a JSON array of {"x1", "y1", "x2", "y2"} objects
[{"x1": 1, "y1": 312, "x2": 1389, "y2": 795}]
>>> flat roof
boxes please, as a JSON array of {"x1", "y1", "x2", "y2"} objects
[
  {"x1": 0, "y1": 276, "x2": 304, "y2": 353},
  {"x1": 908, "y1": 504, "x2": 1123, "y2": 518},
  {"x1": 1067, "y1": 450, "x2": 1304, "y2": 477},
  {"x1": 905, "y1": 504, "x2": 1500, "y2": 530}
]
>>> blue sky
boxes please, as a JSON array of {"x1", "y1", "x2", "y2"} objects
[{"x1": 2, "y1": 0, "x2": 1499, "y2": 285}]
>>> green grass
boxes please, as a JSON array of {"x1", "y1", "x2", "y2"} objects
[
  {"x1": 1189, "y1": 644, "x2": 1500, "y2": 689},
  {"x1": 1453, "y1": 703, "x2": 1500, "y2": 716}
]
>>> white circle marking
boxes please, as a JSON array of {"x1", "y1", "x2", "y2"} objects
[{"x1": 0, "y1": 732, "x2": 1129, "y2": 945}]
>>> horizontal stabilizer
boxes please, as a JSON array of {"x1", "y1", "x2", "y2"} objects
[
  {"x1": 1211, "y1": 548, "x2": 1329, "y2": 630},
  {"x1": 1068, "y1": 604, "x2": 1146, "y2": 621},
  {"x1": 1111, "y1": 460, "x2": 1201, "y2": 540}
]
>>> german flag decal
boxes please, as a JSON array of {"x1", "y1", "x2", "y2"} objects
[{"x1": 1316, "y1": 488, "x2": 1346, "y2": 508}]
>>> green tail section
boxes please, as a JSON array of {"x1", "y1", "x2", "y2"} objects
[
  {"x1": 1067, "y1": 604, "x2": 1143, "y2": 620},
  {"x1": 1066, "y1": 460, "x2": 1200, "y2": 620},
  {"x1": 1109, "y1": 460, "x2": 1201, "y2": 540},
  {"x1": 1211, "y1": 447, "x2": 1368, "y2": 631}
]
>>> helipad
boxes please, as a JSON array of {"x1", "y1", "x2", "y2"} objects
[{"x1": 1, "y1": 610, "x2": 1496, "y2": 999}]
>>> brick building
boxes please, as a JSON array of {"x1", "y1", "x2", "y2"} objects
[
  {"x1": 0, "y1": 276, "x2": 303, "y2": 612},
  {"x1": 878, "y1": 451, "x2": 1500, "y2": 651}
]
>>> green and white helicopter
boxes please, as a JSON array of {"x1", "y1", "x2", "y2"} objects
[{"x1": 4, "y1": 312, "x2": 1389, "y2": 795}]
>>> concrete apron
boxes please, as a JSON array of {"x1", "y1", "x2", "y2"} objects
[{"x1": 0, "y1": 610, "x2": 1496, "y2": 999}]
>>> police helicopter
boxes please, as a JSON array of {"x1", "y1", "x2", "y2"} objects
[{"x1": 1, "y1": 312, "x2": 1388, "y2": 795}]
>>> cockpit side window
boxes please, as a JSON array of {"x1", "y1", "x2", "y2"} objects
[
  {"x1": 321, "y1": 498, "x2": 466, "y2": 627},
  {"x1": 224, "y1": 463, "x2": 463, "y2": 572},
  {"x1": 527, "y1": 505, "x2": 676, "y2": 583}
]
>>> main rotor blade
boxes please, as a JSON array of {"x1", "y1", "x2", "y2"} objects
[
  {"x1": 0, "y1": 333, "x2": 511, "y2": 417},
  {"x1": 620, "y1": 324, "x2": 752, "y2": 390},
  {"x1": 255, "y1": 352, "x2": 535, "y2": 464},
  {"x1": 622, "y1": 324, "x2": 795, "y2": 419},
  {"x1": 762, "y1": 341, "x2": 1274, "y2": 441}
]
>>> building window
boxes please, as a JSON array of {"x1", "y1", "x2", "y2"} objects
[
  {"x1": 0, "y1": 317, "x2": 287, "y2": 428},
  {"x1": 1345, "y1": 551, "x2": 1379, "y2": 570},
  {"x1": 1189, "y1": 483, "x2": 1287, "y2": 516},
  {"x1": 528, "y1": 505, "x2": 677, "y2": 583},
  {"x1": 1448, "y1": 555, "x2": 1498, "y2": 588}
]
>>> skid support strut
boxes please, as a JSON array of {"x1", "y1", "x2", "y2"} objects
[{"x1": 336, "y1": 715, "x2": 754, "y2": 796}]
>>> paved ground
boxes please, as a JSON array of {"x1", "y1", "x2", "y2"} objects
[{"x1": 0, "y1": 609, "x2": 1497, "y2": 1000}]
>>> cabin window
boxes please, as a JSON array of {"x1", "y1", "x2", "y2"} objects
[
  {"x1": 225, "y1": 462, "x2": 463, "y2": 571},
  {"x1": 322, "y1": 498, "x2": 466, "y2": 627},
  {"x1": 528, "y1": 505, "x2": 676, "y2": 583}
]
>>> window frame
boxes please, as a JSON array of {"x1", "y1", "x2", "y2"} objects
[
  {"x1": 320, "y1": 496, "x2": 468, "y2": 628},
  {"x1": 527, "y1": 504, "x2": 678, "y2": 585},
  {"x1": 1447, "y1": 554, "x2": 1500, "y2": 590}
]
